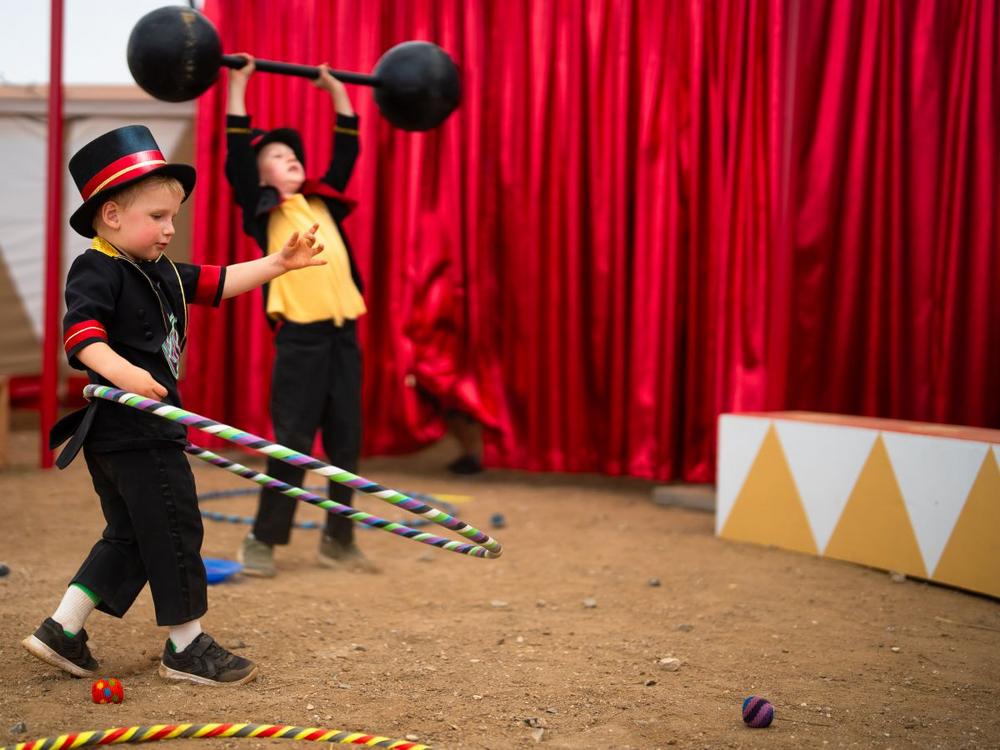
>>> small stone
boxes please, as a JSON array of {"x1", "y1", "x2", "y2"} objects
[
  {"x1": 524, "y1": 717, "x2": 546, "y2": 729},
  {"x1": 891, "y1": 646, "x2": 901, "y2": 653},
  {"x1": 0, "y1": 563, "x2": 10, "y2": 578},
  {"x1": 11, "y1": 722, "x2": 27, "y2": 734},
  {"x1": 582, "y1": 598, "x2": 598, "y2": 609},
  {"x1": 473, "y1": 694, "x2": 483, "y2": 700},
  {"x1": 890, "y1": 571, "x2": 906, "y2": 583},
  {"x1": 536, "y1": 599, "x2": 547, "y2": 608},
  {"x1": 545, "y1": 707, "x2": 558, "y2": 714},
  {"x1": 417, "y1": 553, "x2": 435, "y2": 563},
  {"x1": 644, "y1": 679, "x2": 657, "y2": 687},
  {"x1": 231, "y1": 640, "x2": 247, "y2": 649},
  {"x1": 648, "y1": 578, "x2": 661, "y2": 587},
  {"x1": 677, "y1": 623, "x2": 694, "y2": 632},
  {"x1": 657, "y1": 657, "x2": 681, "y2": 672},
  {"x1": 490, "y1": 600, "x2": 509, "y2": 609},
  {"x1": 531, "y1": 728, "x2": 545, "y2": 743},
  {"x1": 351, "y1": 643, "x2": 367, "y2": 651},
  {"x1": 405, "y1": 735, "x2": 419, "y2": 742},
  {"x1": 306, "y1": 704, "x2": 315, "y2": 710}
]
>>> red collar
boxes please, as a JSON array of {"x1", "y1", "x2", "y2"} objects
[{"x1": 300, "y1": 179, "x2": 357, "y2": 211}]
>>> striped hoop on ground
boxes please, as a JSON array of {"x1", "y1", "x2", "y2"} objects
[
  {"x1": 84, "y1": 385, "x2": 502, "y2": 559},
  {"x1": 0, "y1": 722, "x2": 429, "y2": 750}
]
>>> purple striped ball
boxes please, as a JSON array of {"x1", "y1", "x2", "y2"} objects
[{"x1": 742, "y1": 696, "x2": 774, "y2": 728}]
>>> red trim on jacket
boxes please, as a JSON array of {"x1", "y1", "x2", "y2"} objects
[
  {"x1": 194, "y1": 265, "x2": 223, "y2": 305},
  {"x1": 64, "y1": 319, "x2": 108, "y2": 353}
]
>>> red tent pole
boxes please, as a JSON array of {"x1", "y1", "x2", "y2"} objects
[{"x1": 40, "y1": 0, "x2": 64, "y2": 468}]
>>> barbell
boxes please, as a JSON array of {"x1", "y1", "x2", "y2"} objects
[{"x1": 126, "y1": 6, "x2": 460, "y2": 131}]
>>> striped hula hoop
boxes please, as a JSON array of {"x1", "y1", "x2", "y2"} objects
[
  {"x1": 0, "y1": 722, "x2": 429, "y2": 750},
  {"x1": 84, "y1": 385, "x2": 501, "y2": 559}
]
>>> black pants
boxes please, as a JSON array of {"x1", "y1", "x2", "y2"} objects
[
  {"x1": 252, "y1": 320, "x2": 362, "y2": 546},
  {"x1": 74, "y1": 446, "x2": 207, "y2": 627}
]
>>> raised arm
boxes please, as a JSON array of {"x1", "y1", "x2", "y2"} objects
[
  {"x1": 314, "y1": 64, "x2": 360, "y2": 191},
  {"x1": 224, "y1": 54, "x2": 263, "y2": 213}
]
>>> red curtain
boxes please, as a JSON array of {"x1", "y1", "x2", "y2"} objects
[{"x1": 184, "y1": 0, "x2": 999, "y2": 483}]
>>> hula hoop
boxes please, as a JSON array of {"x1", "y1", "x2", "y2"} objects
[
  {"x1": 84, "y1": 386, "x2": 501, "y2": 559},
  {"x1": 0, "y1": 722, "x2": 429, "y2": 750},
  {"x1": 185, "y1": 445, "x2": 485, "y2": 556},
  {"x1": 195, "y1": 487, "x2": 460, "y2": 531}
]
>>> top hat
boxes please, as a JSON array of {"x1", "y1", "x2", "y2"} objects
[
  {"x1": 68, "y1": 125, "x2": 196, "y2": 238},
  {"x1": 249, "y1": 127, "x2": 306, "y2": 167}
]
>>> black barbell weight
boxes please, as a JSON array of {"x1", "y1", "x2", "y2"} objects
[{"x1": 126, "y1": 6, "x2": 460, "y2": 131}]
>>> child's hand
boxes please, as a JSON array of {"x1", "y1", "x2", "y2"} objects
[
  {"x1": 228, "y1": 53, "x2": 256, "y2": 87},
  {"x1": 313, "y1": 63, "x2": 343, "y2": 94},
  {"x1": 115, "y1": 364, "x2": 168, "y2": 400},
  {"x1": 315, "y1": 63, "x2": 355, "y2": 116},
  {"x1": 277, "y1": 224, "x2": 327, "y2": 271}
]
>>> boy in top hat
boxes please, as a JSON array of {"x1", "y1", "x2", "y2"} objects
[
  {"x1": 225, "y1": 56, "x2": 373, "y2": 577},
  {"x1": 22, "y1": 125, "x2": 326, "y2": 686}
]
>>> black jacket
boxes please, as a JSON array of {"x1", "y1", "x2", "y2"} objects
[{"x1": 52, "y1": 246, "x2": 226, "y2": 466}]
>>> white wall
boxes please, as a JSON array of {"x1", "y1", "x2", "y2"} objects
[{"x1": 0, "y1": 1, "x2": 198, "y2": 85}]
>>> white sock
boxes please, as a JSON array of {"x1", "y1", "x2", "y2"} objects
[
  {"x1": 168, "y1": 619, "x2": 203, "y2": 652},
  {"x1": 52, "y1": 584, "x2": 98, "y2": 636}
]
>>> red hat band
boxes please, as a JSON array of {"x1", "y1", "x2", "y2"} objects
[{"x1": 81, "y1": 149, "x2": 167, "y2": 201}]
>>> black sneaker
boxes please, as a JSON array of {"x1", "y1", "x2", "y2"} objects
[
  {"x1": 158, "y1": 633, "x2": 258, "y2": 686},
  {"x1": 21, "y1": 617, "x2": 98, "y2": 677}
]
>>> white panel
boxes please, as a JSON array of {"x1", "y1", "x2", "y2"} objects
[
  {"x1": 0, "y1": 1, "x2": 193, "y2": 86},
  {"x1": 775, "y1": 420, "x2": 878, "y2": 554},
  {"x1": 0, "y1": 117, "x2": 47, "y2": 339},
  {"x1": 715, "y1": 415, "x2": 770, "y2": 535},
  {"x1": 883, "y1": 433, "x2": 989, "y2": 575}
]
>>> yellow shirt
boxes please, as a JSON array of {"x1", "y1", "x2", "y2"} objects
[{"x1": 265, "y1": 193, "x2": 366, "y2": 325}]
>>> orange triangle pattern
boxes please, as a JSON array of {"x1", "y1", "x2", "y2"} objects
[
  {"x1": 720, "y1": 425, "x2": 818, "y2": 555},
  {"x1": 824, "y1": 436, "x2": 927, "y2": 577},
  {"x1": 933, "y1": 451, "x2": 1000, "y2": 598}
]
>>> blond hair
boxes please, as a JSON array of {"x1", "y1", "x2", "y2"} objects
[{"x1": 107, "y1": 174, "x2": 184, "y2": 207}]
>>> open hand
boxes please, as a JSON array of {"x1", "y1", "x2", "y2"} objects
[{"x1": 278, "y1": 223, "x2": 327, "y2": 271}]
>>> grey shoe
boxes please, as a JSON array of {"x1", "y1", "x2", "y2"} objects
[
  {"x1": 22, "y1": 617, "x2": 99, "y2": 677},
  {"x1": 159, "y1": 633, "x2": 258, "y2": 686},
  {"x1": 318, "y1": 536, "x2": 379, "y2": 573},
  {"x1": 237, "y1": 534, "x2": 276, "y2": 578}
]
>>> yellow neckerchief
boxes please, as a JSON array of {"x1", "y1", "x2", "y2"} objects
[
  {"x1": 89, "y1": 236, "x2": 188, "y2": 341},
  {"x1": 265, "y1": 193, "x2": 366, "y2": 325}
]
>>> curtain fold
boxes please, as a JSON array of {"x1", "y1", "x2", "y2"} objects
[{"x1": 183, "y1": 0, "x2": 999, "y2": 482}]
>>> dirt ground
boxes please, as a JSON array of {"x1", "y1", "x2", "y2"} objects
[{"x1": 1, "y1": 425, "x2": 999, "y2": 750}]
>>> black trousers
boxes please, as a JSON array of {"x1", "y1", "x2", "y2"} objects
[
  {"x1": 252, "y1": 320, "x2": 362, "y2": 546},
  {"x1": 74, "y1": 446, "x2": 207, "y2": 627}
]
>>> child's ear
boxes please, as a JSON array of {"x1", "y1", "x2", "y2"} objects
[{"x1": 100, "y1": 201, "x2": 121, "y2": 229}]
